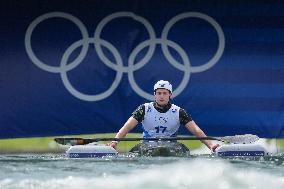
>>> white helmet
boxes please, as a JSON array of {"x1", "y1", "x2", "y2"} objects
[{"x1": 154, "y1": 80, "x2": 172, "y2": 93}]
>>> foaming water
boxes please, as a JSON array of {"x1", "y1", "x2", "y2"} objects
[{"x1": 0, "y1": 154, "x2": 284, "y2": 189}]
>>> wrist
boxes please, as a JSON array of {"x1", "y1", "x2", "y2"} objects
[{"x1": 202, "y1": 140, "x2": 212, "y2": 147}]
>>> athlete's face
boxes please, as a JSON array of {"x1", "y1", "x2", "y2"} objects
[{"x1": 154, "y1": 89, "x2": 171, "y2": 106}]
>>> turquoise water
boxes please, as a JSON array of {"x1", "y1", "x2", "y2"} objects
[{"x1": 0, "y1": 154, "x2": 284, "y2": 189}]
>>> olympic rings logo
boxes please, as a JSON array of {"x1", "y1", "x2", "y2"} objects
[{"x1": 25, "y1": 12, "x2": 225, "y2": 101}]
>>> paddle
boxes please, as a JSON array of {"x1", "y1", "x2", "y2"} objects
[{"x1": 54, "y1": 134, "x2": 259, "y2": 145}]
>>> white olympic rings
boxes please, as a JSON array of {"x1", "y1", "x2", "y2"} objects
[{"x1": 25, "y1": 11, "x2": 225, "y2": 101}]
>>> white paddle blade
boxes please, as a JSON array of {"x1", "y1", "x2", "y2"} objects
[{"x1": 222, "y1": 134, "x2": 259, "y2": 144}]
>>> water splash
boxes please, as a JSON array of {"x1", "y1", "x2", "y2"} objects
[{"x1": 1, "y1": 157, "x2": 284, "y2": 189}]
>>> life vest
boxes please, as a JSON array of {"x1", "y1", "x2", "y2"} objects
[{"x1": 142, "y1": 102, "x2": 180, "y2": 137}]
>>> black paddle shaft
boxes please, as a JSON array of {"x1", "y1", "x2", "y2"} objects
[{"x1": 55, "y1": 136, "x2": 220, "y2": 145}]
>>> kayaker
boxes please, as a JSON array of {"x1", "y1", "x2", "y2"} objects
[{"x1": 109, "y1": 80, "x2": 219, "y2": 151}]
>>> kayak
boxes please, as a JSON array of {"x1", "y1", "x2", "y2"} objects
[
  {"x1": 65, "y1": 142, "x2": 268, "y2": 158},
  {"x1": 57, "y1": 134, "x2": 266, "y2": 158}
]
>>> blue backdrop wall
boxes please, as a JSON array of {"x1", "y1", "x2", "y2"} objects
[{"x1": 0, "y1": 0, "x2": 283, "y2": 138}]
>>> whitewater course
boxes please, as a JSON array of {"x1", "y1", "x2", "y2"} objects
[{"x1": 0, "y1": 140, "x2": 283, "y2": 189}]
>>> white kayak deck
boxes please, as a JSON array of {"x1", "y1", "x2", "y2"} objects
[{"x1": 66, "y1": 141, "x2": 268, "y2": 158}]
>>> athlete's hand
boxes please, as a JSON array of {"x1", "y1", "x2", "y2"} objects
[
  {"x1": 107, "y1": 141, "x2": 118, "y2": 149},
  {"x1": 209, "y1": 143, "x2": 220, "y2": 152}
]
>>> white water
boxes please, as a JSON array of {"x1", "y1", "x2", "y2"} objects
[{"x1": 0, "y1": 156, "x2": 284, "y2": 189}]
